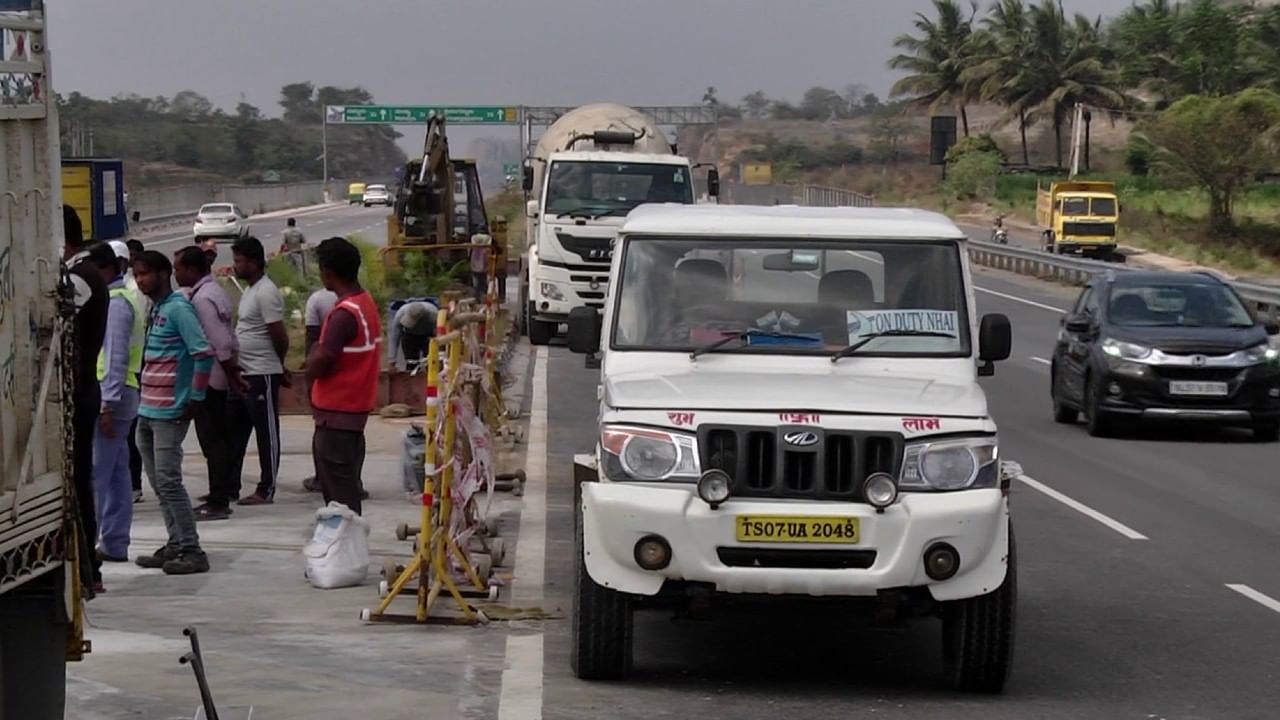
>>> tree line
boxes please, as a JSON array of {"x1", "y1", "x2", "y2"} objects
[
  {"x1": 887, "y1": 0, "x2": 1280, "y2": 228},
  {"x1": 57, "y1": 82, "x2": 407, "y2": 187}
]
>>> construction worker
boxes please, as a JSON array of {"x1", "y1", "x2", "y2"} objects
[
  {"x1": 388, "y1": 300, "x2": 438, "y2": 372},
  {"x1": 307, "y1": 237, "x2": 382, "y2": 514},
  {"x1": 94, "y1": 241, "x2": 146, "y2": 566}
]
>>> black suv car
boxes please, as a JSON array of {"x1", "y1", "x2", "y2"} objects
[{"x1": 1050, "y1": 271, "x2": 1280, "y2": 441}]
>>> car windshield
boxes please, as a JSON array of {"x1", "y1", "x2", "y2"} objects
[
  {"x1": 367, "y1": 185, "x2": 386, "y2": 192},
  {"x1": 545, "y1": 161, "x2": 693, "y2": 217},
  {"x1": 200, "y1": 204, "x2": 233, "y2": 215},
  {"x1": 611, "y1": 237, "x2": 970, "y2": 356},
  {"x1": 1107, "y1": 283, "x2": 1255, "y2": 328}
]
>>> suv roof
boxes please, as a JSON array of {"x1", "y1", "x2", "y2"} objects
[{"x1": 621, "y1": 205, "x2": 965, "y2": 241}]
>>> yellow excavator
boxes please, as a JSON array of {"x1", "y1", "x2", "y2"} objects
[{"x1": 385, "y1": 116, "x2": 505, "y2": 275}]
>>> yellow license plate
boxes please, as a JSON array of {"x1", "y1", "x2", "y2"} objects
[{"x1": 735, "y1": 515, "x2": 860, "y2": 544}]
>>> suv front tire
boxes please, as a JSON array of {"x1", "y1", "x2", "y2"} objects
[
  {"x1": 942, "y1": 527, "x2": 1016, "y2": 693},
  {"x1": 571, "y1": 499, "x2": 632, "y2": 680}
]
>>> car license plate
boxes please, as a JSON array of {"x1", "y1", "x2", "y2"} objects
[
  {"x1": 735, "y1": 515, "x2": 859, "y2": 544},
  {"x1": 1168, "y1": 381, "x2": 1228, "y2": 396}
]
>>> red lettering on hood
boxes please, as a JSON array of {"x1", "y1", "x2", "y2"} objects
[
  {"x1": 779, "y1": 412, "x2": 820, "y2": 424},
  {"x1": 667, "y1": 411, "x2": 695, "y2": 427}
]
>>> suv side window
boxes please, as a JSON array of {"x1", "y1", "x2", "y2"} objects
[{"x1": 1072, "y1": 286, "x2": 1095, "y2": 316}]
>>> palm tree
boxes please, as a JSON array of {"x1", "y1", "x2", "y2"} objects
[
  {"x1": 1245, "y1": 5, "x2": 1280, "y2": 92},
  {"x1": 888, "y1": 0, "x2": 981, "y2": 137},
  {"x1": 1010, "y1": 0, "x2": 1129, "y2": 168},
  {"x1": 964, "y1": 0, "x2": 1035, "y2": 164},
  {"x1": 1107, "y1": 0, "x2": 1182, "y2": 104}
]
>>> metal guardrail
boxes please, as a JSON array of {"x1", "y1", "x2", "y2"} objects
[
  {"x1": 967, "y1": 239, "x2": 1280, "y2": 318},
  {"x1": 798, "y1": 184, "x2": 875, "y2": 208}
]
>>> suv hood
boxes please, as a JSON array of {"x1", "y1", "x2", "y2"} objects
[
  {"x1": 1112, "y1": 325, "x2": 1267, "y2": 354},
  {"x1": 605, "y1": 368, "x2": 988, "y2": 417}
]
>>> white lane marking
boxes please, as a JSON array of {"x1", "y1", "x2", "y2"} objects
[
  {"x1": 1017, "y1": 474, "x2": 1149, "y2": 540},
  {"x1": 1030, "y1": 356, "x2": 1052, "y2": 366},
  {"x1": 1226, "y1": 584, "x2": 1280, "y2": 615},
  {"x1": 498, "y1": 345, "x2": 547, "y2": 720},
  {"x1": 498, "y1": 634, "x2": 545, "y2": 720},
  {"x1": 975, "y1": 285, "x2": 1067, "y2": 313}
]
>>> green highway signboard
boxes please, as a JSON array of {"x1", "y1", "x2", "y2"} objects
[{"x1": 326, "y1": 105, "x2": 518, "y2": 125}]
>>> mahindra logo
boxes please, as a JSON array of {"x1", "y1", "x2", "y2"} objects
[
  {"x1": 1191, "y1": 354, "x2": 1207, "y2": 367},
  {"x1": 783, "y1": 430, "x2": 819, "y2": 447}
]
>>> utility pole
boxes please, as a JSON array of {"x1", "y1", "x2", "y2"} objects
[
  {"x1": 322, "y1": 115, "x2": 329, "y2": 202},
  {"x1": 1068, "y1": 104, "x2": 1084, "y2": 179}
]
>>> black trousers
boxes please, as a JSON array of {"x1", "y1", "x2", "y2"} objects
[
  {"x1": 227, "y1": 375, "x2": 282, "y2": 500},
  {"x1": 313, "y1": 426, "x2": 365, "y2": 515},
  {"x1": 192, "y1": 388, "x2": 235, "y2": 508},
  {"x1": 401, "y1": 332, "x2": 430, "y2": 367},
  {"x1": 128, "y1": 416, "x2": 142, "y2": 492},
  {"x1": 71, "y1": 388, "x2": 101, "y2": 582}
]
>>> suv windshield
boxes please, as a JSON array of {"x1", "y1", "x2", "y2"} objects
[
  {"x1": 611, "y1": 237, "x2": 970, "y2": 356},
  {"x1": 545, "y1": 161, "x2": 693, "y2": 217},
  {"x1": 1107, "y1": 282, "x2": 1254, "y2": 328}
]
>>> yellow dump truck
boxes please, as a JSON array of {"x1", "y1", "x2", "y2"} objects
[{"x1": 1036, "y1": 180, "x2": 1120, "y2": 259}]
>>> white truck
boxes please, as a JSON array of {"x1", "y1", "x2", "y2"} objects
[
  {"x1": 564, "y1": 205, "x2": 1016, "y2": 692},
  {"x1": 2, "y1": 5, "x2": 88, "y2": 717},
  {"x1": 519, "y1": 103, "x2": 717, "y2": 345}
]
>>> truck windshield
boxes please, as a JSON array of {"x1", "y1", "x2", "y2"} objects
[
  {"x1": 1061, "y1": 197, "x2": 1089, "y2": 215},
  {"x1": 611, "y1": 237, "x2": 971, "y2": 356},
  {"x1": 1090, "y1": 197, "x2": 1116, "y2": 216},
  {"x1": 545, "y1": 162, "x2": 693, "y2": 217}
]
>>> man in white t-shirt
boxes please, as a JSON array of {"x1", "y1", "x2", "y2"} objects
[{"x1": 227, "y1": 237, "x2": 289, "y2": 505}]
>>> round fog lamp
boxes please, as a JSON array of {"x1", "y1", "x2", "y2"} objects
[
  {"x1": 924, "y1": 543, "x2": 960, "y2": 581},
  {"x1": 863, "y1": 472, "x2": 898, "y2": 510},
  {"x1": 633, "y1": 535, "x2": 672, "y2": 571},
  {"x1": 697, "y1": 469, "x2": 732, "y2": 508}
]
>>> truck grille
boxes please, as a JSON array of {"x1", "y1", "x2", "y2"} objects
[
  {"x1": 555, "y1": 232, "x2": 614, "y2": 263},
  {"x1": 698, "y1": 425, "x2": 904, "y2": 502},
  {"x1": 1061, "y1": 221, "x2": 1116, "y2": 237}
]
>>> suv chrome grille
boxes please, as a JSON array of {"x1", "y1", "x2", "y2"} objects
[{"x1": 698, "y1": 426, "x2": 904, "y2": 502}]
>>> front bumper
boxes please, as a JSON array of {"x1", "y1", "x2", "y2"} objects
[
  {"x1": 529, "y1": 262, "x2": 609, "y2": 321},
  {"x1": 1097, "y1": 360, "x2": 1280, "y2": 422},
  {"x1": 581, "y1": 482, "x2": 1010, "y2": 603}
]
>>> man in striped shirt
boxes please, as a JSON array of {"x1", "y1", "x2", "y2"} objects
[{"x1": 132, "y1": 251, "x2": 214, "y2": 575}]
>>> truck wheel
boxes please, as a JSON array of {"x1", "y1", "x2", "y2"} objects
[
  {"x1": 571, "y1": 502, "x2": 632, "y2": 680},
  {"x1": 942, "y1": 526, "x2": 1016, "y2": 693},
  {"x1": 527, "y1": 302, "x2": 554, "y2": 346}
]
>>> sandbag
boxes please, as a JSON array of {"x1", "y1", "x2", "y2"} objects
[{"x1": 302, "y1": 502, "x2": 371, "y2": 589}]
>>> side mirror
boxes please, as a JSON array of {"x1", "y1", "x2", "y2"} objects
[
  {"x1": 131, "y1": 210, "x2": 140, "y2": 222},
  {"x1": 522, "y1": 163, "x2": 534, "y2": 192},
  {"x1": 707, "y1": 167, "x2": 720, "y2": 198},
  {"x1": 978, "y1": 313, "x2": 1012, "y2": 377},
  {"x1": 1064, "y1": 315, "x2": 1093, "y2": 334},
  {"x1": 1264, "y1": 319, "x2": 1279, "y2": 336},
  {"x1": 525, "y1": 200, "x2": 540, "y2": 219},
  {"x1": 567, "y1": 306, "x2": 602, "y2": 356}
]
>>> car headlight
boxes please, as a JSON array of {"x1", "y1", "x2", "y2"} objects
[
  {"x1": 1101, "y1": 338, "x2": 1152, "y2": 361},
  {"x1": 1243, "y1": 342, "x2": 1278, "y2": 364},
  {"x1": 539, "y1": 281, "x2": 565, "y2": 302},
  {"x1": 899, "y1": 436, "x2": 998, "y2": 491},
  {"x1": 600, "y1": 425, "x2": 700, "y2": 482}
]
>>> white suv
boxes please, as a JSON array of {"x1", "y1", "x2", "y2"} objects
[
  {"x1": 566, "y1": 205, "x2": 1015, "y2": 692},
  {"x1": 192, "y1": 203, "x2": 250, "y2": 239},
  {"x1": 362, "y1": 184, "x2": 391, "y2": 207}
]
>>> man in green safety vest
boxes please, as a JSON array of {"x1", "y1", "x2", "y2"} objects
[{"x1": 94, "y1": 241, "x2": 146, "y2": 567}]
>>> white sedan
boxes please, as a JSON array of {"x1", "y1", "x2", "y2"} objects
[
  {"x1": 193, "y1": 203, "x2": 250, "y2": 239},
  {"x1": 362, "y1": 185, "x2": 392, "y2": 207}
]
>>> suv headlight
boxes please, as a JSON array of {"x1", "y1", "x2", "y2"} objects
[
  {"x1": 899, "y1": 436, "x2": 998, "y2": 491},
  {"x1": 601, "y1": 425, "x2": 701, "y2": 482},
  {"x1": 1243, "y1": 342, "x2": 1278, "y2": 364},
  {"x1": 1101, "y1": 338, "x2": 1152, "y2": 360}
]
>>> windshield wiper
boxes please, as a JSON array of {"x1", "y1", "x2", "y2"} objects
[
  {"x1": 689, "y1": 329, "x2": 818, "y2": 360},
  {"x1": 830, "y1": 330, "x2": 956, "y2": 363}
]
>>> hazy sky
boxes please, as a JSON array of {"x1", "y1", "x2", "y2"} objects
[{"x1": 48, "y1": 0, "x2": 1132, "y2": 112}]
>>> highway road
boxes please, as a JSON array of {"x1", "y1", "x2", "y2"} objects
[
  {"x1": 142, "y1": 203, "x2": 392, "y2": 270},
  {"x1": 512, "y1": 263, "x2": 1280, "y2": 719},
  {"x1": 130, "y1": 205, "x2": 1280, "y2": 716}
]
